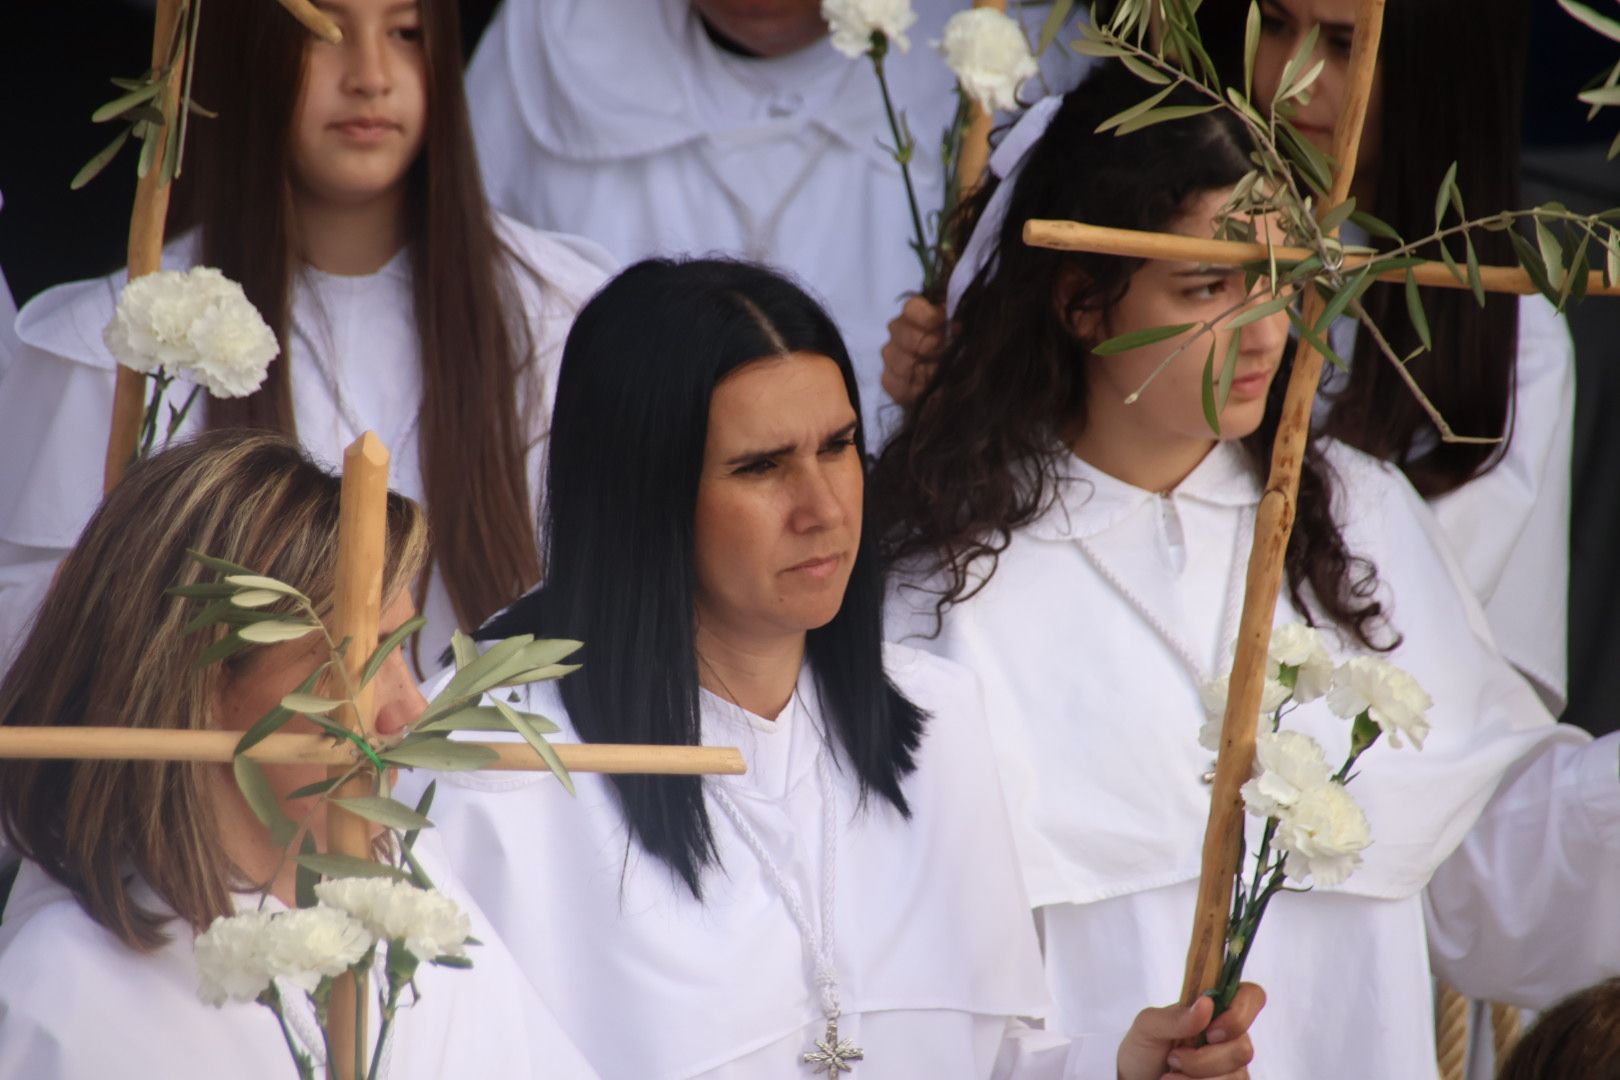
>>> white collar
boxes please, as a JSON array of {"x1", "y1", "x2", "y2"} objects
[{"x1": 1027, "y1": 439, "x2": 1262, "y2": 541}]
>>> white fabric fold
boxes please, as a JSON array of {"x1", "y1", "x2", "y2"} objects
[{"x1": 399, "y1": 644, "x2": 1065, "y2": 1078}]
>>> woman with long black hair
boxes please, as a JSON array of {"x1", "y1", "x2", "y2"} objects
[{"x1": 402, "y1": 258, "x2": 1263, "y2": 1079}]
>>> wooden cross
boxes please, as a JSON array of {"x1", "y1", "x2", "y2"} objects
[{"x1": 4, "y1": 430, "x2": 746, "y2": 1079}]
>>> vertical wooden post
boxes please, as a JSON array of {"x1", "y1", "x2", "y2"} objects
[
  {"x1": 325, "y1": 432, "x2": 389, "y2": 1080},
  {"x1": 1179, "y1": 0, "x2": 1386, "y2": 1003},
  {"x1": 104, "y1": 0, "x2": 188, "y2": 493},
  {"x1": 954, "y1": 0, "x2": 1008, "y2": 200}
]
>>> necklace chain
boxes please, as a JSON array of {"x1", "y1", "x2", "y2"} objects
[{"x1": 710, "y1": 725, "x2": 861, "y2": 1074}]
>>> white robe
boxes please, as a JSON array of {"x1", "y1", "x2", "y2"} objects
[
  {"x1": 466, "y1": 0, "x2": 1085, "y2": 442},
  {"x1": 1324, "y1": 289, "x2": 1575, "y2": 712},
  {"x1": 396, "y1": 645, "x2": 1082, "y2": 1079},
  {"x1": 888, "y1": 438, "x2": 1620, "y2": 1080},
  {"x1": 0, "y1": 831, "x2": 599, "y2": 1079},
  {"x1": 0, "y1": 216, "x2": 611, "y2": 671}
]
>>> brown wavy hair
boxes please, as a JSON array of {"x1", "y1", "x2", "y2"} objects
[
  {"x1": 872, "y1": 62, "x2": 1387, "y2": 649},
  {"x1": 175, "y1": 0, "x2": 543, "y2": 646},
  {"x1": 0, "y1": 432, "x2": 427, "y2": 950}
]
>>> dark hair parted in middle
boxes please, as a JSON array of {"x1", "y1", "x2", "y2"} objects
[
  {"x1": 480, "y1": 258, "x2": 927, "y2": 897},
  {"x1": 871, "y1": 60, "x2": 1387, "y2": 649}
]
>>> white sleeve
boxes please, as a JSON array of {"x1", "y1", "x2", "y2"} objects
[
  {"x1": 991, "y1": 1016, "x2": 1086, "y2": 1079},
  {"x1": 1426, "y1": 296, "x2": 1573, "y2": 709},
  {"x1": 1423, "y1": 729, "x2": 1620, "y2": 1008}
]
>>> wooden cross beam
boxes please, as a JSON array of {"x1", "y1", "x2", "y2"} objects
[
  {"x1": 1023, "y1": 219, "x2": 1620, "y2": 298},
  {"x1": 15, "y1": 431, "x2": 746, "y2": 1079}
]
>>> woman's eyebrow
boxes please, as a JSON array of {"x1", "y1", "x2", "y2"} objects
[{"x1": 723, "y1": 420, "x2": 859, "y2": 466}]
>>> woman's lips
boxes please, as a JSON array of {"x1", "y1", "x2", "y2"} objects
[
  {"x1": 330, "y1": 118, "x2": 400, "y2": 143},
  {"x1": 1228, "y1": 369, "x2": 1275, "y2": 400},
  {"x1": 784, "y1": 554, "x2": 842, "y2": 580}
]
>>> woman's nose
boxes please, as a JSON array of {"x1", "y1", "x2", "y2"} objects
[{"x1": 370, "y1": 652, "x2": 428, "y2": 737}]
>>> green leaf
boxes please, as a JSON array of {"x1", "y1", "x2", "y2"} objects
[
  {"x1": 182, "y1": 598, "x2": 234, "y2": 636},
  {"x1": 70, "y1": 127, "x2": 132, "y2": 191},
  {"x1": 1227, "y1": 292, "x2": 1293, "y2": 330},
  {"x1": 293, "y1": 853, "x2": 409, "y2": 881},
  {"x1": 1091, "y1": 322, "x2": 1196, "y2": 356},
  {"x1": 449, "y1": 631, "x2": 479, "y2": 670},
  {"x1": 494, "y1": 662, "x2": 582, "y2": 688},
  {"x1": 1276, "y1": 122, "x2": 1332, "y2": 195},
  {"x1": 230, "y1": 589, "x2": 287, "y2": 609},
  {"x1": 167, "y1": 582, "x2": 243, "y2": 599},
  {"x1": 1562, "y1": 0, "x2": 1620, "y2": 42},
  {"x1": 235, "y1": 666, "x2": 325, "y2": 755},
  {"x1": 494, "y1": 699, "x2": 575, "y2": 797},
  {"x1": 1216, "y1": 331, "x2": 1241, "y2": 412},
  {"x1": 1609, "y1": 128, "x2": 1620, "y2": 161},
  {"x1": 1317, "y1": 197, "x2": 1357, "y2": 235},
  {"x1": 238, "y1": 620, "x2": 320, "y2": 644},
  {"x1": 1605, "y1": 229, "x2": 1620, "y2": 287},
  {"x1": 1560, "y1": 232, "x2": 1592, "y2": 310},
  {"x1": 1036, "y1": 0, "x2": 1075, "y2": 55},
  {"x1": 1095, "y1": 83, "x2": 1178, "y2": 134},
  {"x1": 403, "y1": 780, "x2": 436, "y2": 855},
  {"x1": 1120, "y1": 54, "x2": 1172, "y2": 86},
  {"x1": 1273, "y1": 24, "x2": 1320, "y2": 106},
  {"x1": 91, "y1": 82, "x2": 160, "y2": 123},
  {"x1": 233, "y1": 757, "x2": 296, "y2": 849},
  {"x1": 193, "y1": 631, "x2": 250, "y2": 669},
  {"x1": 1279, "y1": 58, "x2": 1326, "y2": 103},
  {"x1": 1243, "y1": 0, "x2": 1261, "y2": 100},
  {"x1": 1349, "y1": 209, "x2": 1403, "y2": 243},
  {"x1": 331, "y1": 795, "x2": 433, "y2": 831},
  {"x1": 1071, "y1": 35, "x2": 1126, "y2": 58},
  {"x1": 224, "y1": 575, "x2": 311, "y2": 601},
  {"x1": 415, "y1": 705, "x2": 560, "y2": 735},
  {"x1": 1508, "y1": 230, "x2": 1558, "y2": 303},
  {"x1": 431, "y1": 954, "x2": 474, "y2": 970},
  {"x1": 295, "y1": 832, "x2": 320, "y2": 909},
  {"x1": 1286, "y1": 305, "x2": 1347, "y2": 371},
  {"x1": 1224, "y1": 85, "x2": 1265, "y2": 125},
  {"x1": 1313, "y1": 267, "x2": 1374, "y2": 332},
  {"x1": 1114, "y1": 103, "x2": 1219, "y2": 136},
  {"x1": 1535, "y1": 218, "x2": 1567, "y2": 291},
  {"x1": 286, "y1": 776, "x2": 342, "y2": 800},
  {"x1": 1464, "y1": 236, "x2": 1485, "y2": 307},
  {"x1": 189, "y1": 551, "x2": 257, "y2": 577},
  {"x1": 1434, "y1": 161, "x2": 1459, "y2": 228},
  {"x1": 380, "y1": 736, "x2": 500, "y2": 772},
  {"x1": 1200, "y1": 340, "x2": 1220, "y2": 435},
  {"x1": 281, "y1": 692, "x2": 343, "y2": 716},
  {"x1": 360, "y1": 615, "x2": 427, "y2": 688},
  {"x1": 136, "y1": 126, "x2": 159, "y2": 179},
  {"x1": 1403, "y1": 270, "x2": 1431, "y2": 351}
]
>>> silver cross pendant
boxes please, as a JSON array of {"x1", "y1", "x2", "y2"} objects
[{"x1": 802, "y1": 1017, "x2": 864, "y2": 1076}]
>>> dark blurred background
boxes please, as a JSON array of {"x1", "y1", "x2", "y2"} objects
[{"x1": 3, "y1": 0, "x2": 1615, "y2": 735}]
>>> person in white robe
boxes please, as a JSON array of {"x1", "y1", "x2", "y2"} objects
[
  {"x1": 0, "y1": 431, "x2": 596, "y2": 1079},
  {"x1": 0, "y1": 220, "x2": 607, "y2": 670},
  {"x1": 400, "y1": 257, "x2": 1264, "y2": 1079},
  {"x1": 871, "y1": 66, "x2": 1620, "y2": 1080},
  {"x1": 0, "y1": 0, "x2": 613, "y2": 671},
  {"x1": 464, "y1": 0, "x2": 1088, "y2": 442}
]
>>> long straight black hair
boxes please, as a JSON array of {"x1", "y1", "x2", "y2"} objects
[{"x1": 480, "y1": 258, "x2": 927, "y2": 897}]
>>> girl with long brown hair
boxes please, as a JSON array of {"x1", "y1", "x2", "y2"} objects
[
  {"x1": 0, "y1": 0, "x2": 609, "y2": 669},
  {"x1": 0, "y1": 431, "x2": 596, "y2": 1078},
  {"x1": 874, "y1": 63, "x2": 1620, "y2": 1079}
]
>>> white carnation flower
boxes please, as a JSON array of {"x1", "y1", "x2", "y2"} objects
[
  {"x1": 103, "y1": 266, "x2": 278, "y2": 399},
  {"x1": 1266, "y1": 623, "x2": 1335, "y2": 703},
  {"x1": 316, "y1": 878, "x2": 472, "y2": 962},
  {"x1": 822, "y1": 0, "x2": 916, "y2": 57},
  {"x1": 1274, "y1": 781, "x2": 1371, "y2": 886},
  {"x1": 938, "y1": 8, "x2": 1038, "y2": 113},
  {"x1": 1197, "y1": 672, "x2": 1291, "y2": 747},
  {"x1": 260, "y1": 906, "x2": 374, "y2": 994},
  {"x1": 1326, "y1": 655, "x2": 1433, "y2": 749},
  {"x1": 195, "y1": 910, "x2": 276, "y2": 1006},
  {"x1": 1241, "y1": 730, "x2": 1333, "y2": 819}
]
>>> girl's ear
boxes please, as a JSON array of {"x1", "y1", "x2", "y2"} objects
[{"x1": 1052, "y1": 264, "x2": 1102, "y2": 346}]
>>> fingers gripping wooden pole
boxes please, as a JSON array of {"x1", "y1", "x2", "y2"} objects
[
  {"x1": 104, "y1": 0, "x2": 188, "y2": 494},
  {"x1": 1179, "y1": 0, "x2": 1387, "y2": 1004},
  {"x1": 326, "y1": 432, "x2": 389, "y2": 1080}
]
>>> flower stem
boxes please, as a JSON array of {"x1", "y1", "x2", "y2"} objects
[
  {"x1": 265, "y1": 985, "x2": 316, "y2": 1080},
  {"x1": 166, "y1": 383, "x2": 202, "y2": 442},
  {"x1": 366, "y1": 969, "x2": 406, "y2": 1080},
  {"x1": 868, "y1": 37, "x2": 934, "y2": 291}
]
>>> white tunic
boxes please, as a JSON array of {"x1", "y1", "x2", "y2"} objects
[
  {"x1": 888, "y1": 439, "x2": 1620, "y2": 1080},
  {"x1": 468, "y1": 0, "x2": 991, "y2": 441},
  {"x1": 0, "y1": 217, "x2": 610, "y2": 670},
  {"x1": 1324, "y1": 291, "x2": 1575, "y2": 711},
  {"x1": 397, "y1": 645, "x2": 1080, "y2": 1079},
  {"x1": 0, "y1": 832, "x2": 599, "y2": 1078}
]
